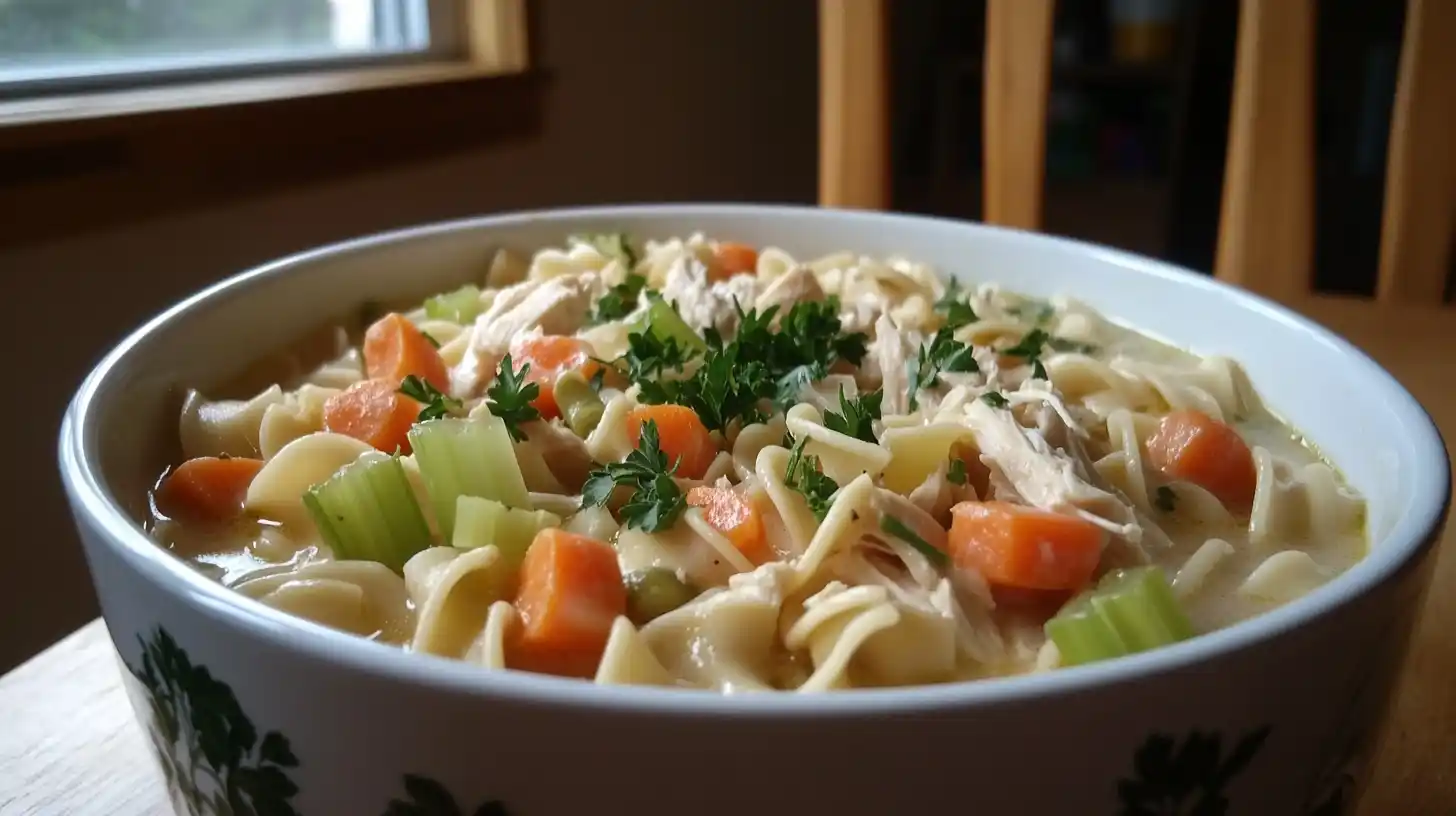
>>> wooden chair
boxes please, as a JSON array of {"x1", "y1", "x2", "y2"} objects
[{"x1": 818, "y1": 0, "x2": 1455, "y2": 305}]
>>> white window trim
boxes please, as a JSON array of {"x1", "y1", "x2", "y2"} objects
[{"x1": 0, "y1": 0, "x2": 527, "y2": 121}]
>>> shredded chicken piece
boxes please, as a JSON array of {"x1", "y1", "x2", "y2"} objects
[
  {"x1": 963, "y1": 398, "x2": 1147, "y2": 560},
  {"x1": 869, "y1": 487, "x2": 949, "y2": 555},
  {"x1": 865, "y1": 314, "x2": 915, "y2": 414},
  {"x1": 907, "y1": 465, "x2": 956, "y2": 526},
  {"x1": 660, "y1": 257, "x2": 759, "y2": 337},
  {"x1": 449, "y1": 275, "x2": 594, "y2": 397},
  {"x1": 754, "y1": 265, "x2": 825, "y2": 313}
]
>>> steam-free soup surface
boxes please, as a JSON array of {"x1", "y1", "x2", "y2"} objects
[{"x1": 149, "y1": 233, "x2": 1365, "y2": 692}]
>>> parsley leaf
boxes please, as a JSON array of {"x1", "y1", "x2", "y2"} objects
[
  {"x1": 946, "y1": 457, "x2": 968, "y2": 485},
  {"x1": 619, "y1": 328, "x2": 699, "y2": 382},
  {"x1": 639, "y1": 345, "x2": 771, "y2": 433},
  {"x1": 570, "y1": 232, "x2": 638, "y2": 269},
  {"x1": 399, "y1": 375, "x2": 461, "y2": 422},
  {"x1": 1155, "y1": 485, "x2": 1178, "y2": 513},
  {"x1": 785, "y1": 437, "x2": 839, "y2": 521},
  {"x1": 591, "y1": 272, "x2": 649, "y2": 325},
  {"x1": 879, "y1": 514, "x2": 948, "y2": 568},
  {"x1": 935, "y1": 279, "x2": 979, "y2": 329},
  {"x1": 980, "y1": 391, "x2": 1009, "y2": 409},
  {"x1": 823, "y1": 387, "x2": 883, "y2": 443},
  {"x1": 1031, "y1": 359, "x2": 1050, "y2": 381},
  {"x1": 486, "y1": 353, "x2": 541, "y2": 442},
  {"x1": 1046, "y1": 335, "x2": 1098, "y2": 354},
  {"x1": 580, "y1": 420, "x2": 686, "y2": 532},
  {"x1": 1002, "y1": 328, "x2": 1051, "y2": 360},
  {"x1": 907, "y1": 328, "x2": 980, "y2": 411}
]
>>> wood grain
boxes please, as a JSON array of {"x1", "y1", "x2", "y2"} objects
[
  {"x1": 982, "y1": 0, "x2": 1055, "y2": 231},
  {"x1": 2, "y1": 297, "x2": 1452, "y2": 815},
  {"x1": 1376, "y1": 0, "x2": 1456, "y2": 304},
  {"x1": 817, "y1": 0, "x2": 890, "y2": 210},
  {"x1": 1214, "y1": 0, "x2": 1315, "y2": 301}
]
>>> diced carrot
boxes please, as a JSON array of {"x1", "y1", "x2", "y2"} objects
[
  {"x1": 322, "y1": 378, "x2": 422, "y2": 454},
  {"x1": 154, "y1": 456, "x2": 265, "y2": 523},
  {"x1": 687, "y1": 485, "x2": 771, "y2": 564},
  {"x1": 1145, "y1": 409, "x2": 1256, "y2": 509},
  {"x1": 947, "y1": 501, "x2": 1106, "y2": 591},
  {"x1": 510, "y1": 528, "x2": 626, "y2": 678},
  {"x1": 712, "y1": 242, "x2": 759, "y2": 280},
  {"x1": 509, "y1": 335, "x2": 605, "y2": 420},
  {"x1": 363, "y1": 313, "x2": 450, "y2": 391},
  {"x1": 625, "y1": 405, "x2": 717, "y2": 480}
]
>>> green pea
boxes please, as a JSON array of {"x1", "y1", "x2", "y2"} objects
[
  {"x1": 625, "y1": 568, "x2": 697, "y2": 625},
  {"x1": 553, "y1": 370, "x2": 606, "y2": 438}
]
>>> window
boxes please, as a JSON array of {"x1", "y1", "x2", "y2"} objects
[{"x1": 0, "y1": 0, "x2": 468, "y2": 97}]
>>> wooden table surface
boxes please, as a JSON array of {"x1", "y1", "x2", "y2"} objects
[{"x1": 2, "y1": 295, "x2": 1452, "y2": 815}]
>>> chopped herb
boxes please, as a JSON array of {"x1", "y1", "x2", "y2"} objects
[
  {"x1": 1010, "y1": 300, "x2": 1056, "y2": 325},
  {"x1": 569, "y1": 232, "x2": 638, "y2": 269},
  {"x1": 947, "y1": 457, "x2": 968, "y2": 485},
  {"x1": 935, "y1": 279, "x2": 979, "y2": 330},
  {"x1": 591, "y1": 272, "x2": 649, "y2": 325},
  {"x1": 980, "y1": 391, "x2": 1010, "y2": 409},
  {"x1": 781, "y1": 431, "x2": 796, "y2": 449},
  {"x1": 908, "y1": 328, "x2": 980, "y2": 411},
  {"x1": 399, "y1": 375, "x2": 461, "y2": 422},
  {"x1": 1002, "y1": 328, "x2": 1051, "y2": 360},
  {"x1": 823, "y1": 387, "x2": 883, "y2": 443},
  {"x1": 587, "y1": 367, "x2": 607, "y2": 394},
  {"x1": 1047, "y1": 335, "x2": 1098, "y2": 354},
  {"x1": 618, "y1": 328, "x2": 700, "y2": 382},
  {"x1": 638, "y1": 346, "x2": 770, "y2": 433},
  {"x1": 879, "y1": 515, "x2": 948, "y2": 568},
  {"x1": 785, "y1": 437, "x2": 839, "y2": 521},
  {"x1": 1155, "y1": 485, "x2": 1178, "y2": 513},
  {"x1": 580, "y1": 420, "x2": 686, "y2": 532},
  {"x1": 1031, "y1": 359, "x2": 1050, "y2": 381},
  {"x1": 485, "y1": 353, "x2": 541, "y2": 442}
]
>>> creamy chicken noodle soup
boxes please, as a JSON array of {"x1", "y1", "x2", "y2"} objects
[{"x1": 148, "y1": 233, "x2": 1366, "y2": 691}]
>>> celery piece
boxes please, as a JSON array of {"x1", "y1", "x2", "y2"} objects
[
  {"x1": 408, "y1": 416, "x2": 530, "y2": 540},
  {"x1": 631, "y1": 295, "x2": 706, "y2": 351},
  {"x1": 1045, "y1": 593, "x2": 1129, "y2": 667},
  {"x1": 453, "y1": 495, "x2": 561, "y2": 569},
  {"x1": 301, "y1": 452, "x2": 433, "y2": 572},
  {"x1": 553, "y1": 370, "x2": 606, "y2": 438},
  {"x1": 424, "y1": 284, "x2": 484, "y2": 324},
  {"x1": 1044, "y1": 567, "x2": 1193, "y2": 667}
]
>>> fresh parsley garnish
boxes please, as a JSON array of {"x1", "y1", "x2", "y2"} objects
[
  {"x1": 631, "y1": 298, "x2": 869, "y2": 433},
  {"x1": 591, "y1": 272, "x2": 649, "y2": 325},
  {"x1": 1031, "y1": 359, "x2": 1050, "y2": 381},
  {"x1": 581, "y1": 420, "x2": 686, "y2": 532},
  {"x1": 980, "y1": 391, "x2": 1010, "y2": 409},
  {"x1": 486, "y1": 353, "x2": 541, "y2": 442},
  {"x1": 570, "y1": 232, "x2": 638, "y2": 269},
  {"x1": 879, "y1": 515, "x2": 948, "y2": 568},
  {"x1": 1047, "y1": 335, "x2": 1097, "y2": 354},
  {"x1": 907, "y1": 328, "x2": 980, "y2": 411},
  {"x1": 785, "y1": 437, "x2": 839, "y2": 522},
  {"x1": 1003, "y1": 327, "x2": 1096, "y2": 362},
  {"x1": 398, "y1": 375, "x2": 461, "y2": 422},
  {"x1": 823, "y1": 387, "x2": 882, "y2": 443},
  {"x1": 935, "y1": 279, "x2": 979, "y2": 330},
  {"x1": 947, "y1": 457, "x2": 968, "y2": 485},
  {"x1": 619, "y1": 329, "x2": 699, "y2": 382},
  {"x1": 1155, "y1": 485, "x2": 1178, "y2": 513}
]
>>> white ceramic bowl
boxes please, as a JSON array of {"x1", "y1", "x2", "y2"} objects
[{"x1": 61, "y1": 205, "x2": 1449, "y2": 816}]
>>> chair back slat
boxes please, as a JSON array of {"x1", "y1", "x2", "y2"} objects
[
  {"x1": 818, "y1": 0, "x2": 890, "y2": 210},
  {"x1": 983, "y1": 0, "x2": 1056, "y2": 231},
  {"x1": 1377, "y1": 0, "x2": 1456, "y2": 303},
  {"x1": 1214, "y1": 0, "x2": 1315, "y2": 301}
]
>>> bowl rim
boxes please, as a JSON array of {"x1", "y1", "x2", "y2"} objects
[{"x1": 60, "y1": 203, "x2": 1451, "y2": 717}]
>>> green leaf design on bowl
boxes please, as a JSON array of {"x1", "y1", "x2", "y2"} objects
[
  {"x1": 1116, "y1": 725, "x2": 1273, "y2": 815},
  {"x1": 383, "y1": 774, "x2": 511, "y2": 816},
  {"x1": 129, "y1": 627, "x2": 301, "y2": 816}
]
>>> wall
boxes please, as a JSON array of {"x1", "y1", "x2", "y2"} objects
[{"x1": 0, "y1": 0, "x2": 817, "y2": 671}]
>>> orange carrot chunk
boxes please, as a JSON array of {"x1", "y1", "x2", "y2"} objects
[
  {"x1": 509, "y1": 335, "x2": 605, "y2": 420},
  {"x1": 948, "y1": 501, "x2": 1106, "y2": 591},
  {"x1": 155, "y1": 456, "x2": 265, "y2": 523},
  {"x1": 323, "y1": 378, "x2": 422, "y2": 454},
  {"x1": 625, "y1": 405, "x2": 717, "y2": 480},
  {"x1": 687, "y1": 485, "x2": 771, "y2": 564},
  {"x1": 363, "y1": 312, "x2": 450, "y2": 391},
  {"x1": 1145, "y1": 409, "x2": 1257, "y2": 509},
  {"x1": 712, "y1": 242, "x2": 759, "y2": 280},
  {"x1": 511, "y1": 528, "x2": 627, "y2": 678}
]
